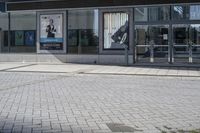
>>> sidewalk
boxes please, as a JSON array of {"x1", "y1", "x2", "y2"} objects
[
  {"x1": 0, "y1": 63, "x2": 200, "y2": 133},
  {"x1": 0, "y1": 62, "x2": 200, "y2": 77}
]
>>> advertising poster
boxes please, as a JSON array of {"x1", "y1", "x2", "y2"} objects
[
  {"x1": 15, "y1": 31, "x2": 24, "y2": 46},
  {"x1": 104, "y1": 13, "x2": 129, "y2": 49},
  {"x1": 40, "y1": 14, "x2": 63, "y2": 50},
  {"x1": 25, "y1": 31, "x2": 35, "y2": 46}
]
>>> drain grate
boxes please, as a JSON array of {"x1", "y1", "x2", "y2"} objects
[{"x1": 106, "y1": 123, "x2": 142, "y2": 132}]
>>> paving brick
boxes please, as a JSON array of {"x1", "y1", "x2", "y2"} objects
[{"x1": 0, "y1": 71, "x2": 199, "y2": 133}]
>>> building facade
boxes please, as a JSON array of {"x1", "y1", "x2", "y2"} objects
[{"x1": 0, "y1": 0, "x2": 200, "y2": 65}]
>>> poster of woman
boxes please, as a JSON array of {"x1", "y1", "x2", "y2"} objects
[{"x1": 40, "y1": 14, "x2": 63, "y2": 50}]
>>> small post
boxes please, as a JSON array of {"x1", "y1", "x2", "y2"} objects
[
  {"x1": 149, "y1": 40, "x2": 154, "y2": 63},
  {"x1": 119, "y1": 32, "x2": 128, "y2": 66},
  {"x1": 78, "y1": 30, "x2": 82, "y2": 54},
  {"x1": 189, "y1": 42, "x2": 193, "y2": 63},
  {"x1": 8, "y1": 12, "x2": 11, "y2": 53},
  {"x1": 124, "y1": 44, "x2": 129, "y2": 66}
]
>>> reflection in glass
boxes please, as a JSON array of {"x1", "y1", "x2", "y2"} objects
[
  {"x1": 136, "y1": 47, "x2": 150, "y2": 63},
  {"x1": 189, "y1": 24, "x2": 200, "y2": 63},
  {"x1": 135, "y1": 25, "x2": 168, "y2": 46},
  {"x1": 135, "y1": 25, "x2": 149, "y2": 62},
  {"x1": 104, "y1": 12, "x2": 129, "y2": 49},
  {"x1": 0, "y1": 13, "x2": 9, "y2": 53},
  {"x1": 173, "y1": 24, "x2": 200, "y2": 63},
  {"x1": 134, "y1": 6, "x2": 170, "y2": 22},
  {"x1": 173, "y1": 25, "x2": 189, "y2": 63},
  {"x1": 135, "y1": 25, "x2": 148, "y2": 46},
  {"x1": 190, "y1": 5, "x2": 200, "y2": 20},
  {"x1": 148, "y1": 6, "x2": 170, "y2": 21},
  {"x1": 134, "y1": 8, "x2": 148, "y2": 21},
  {"x1": 173, "y1": 25, "x2": 188, "y2": 46},
  {"x1": 148, "y1": 26, "x2": 168, "y2": 46},
  {"x1": 189, "y1": 24, "x2": 200, "y2": 46},
  {"x1": 68, "y1": 9, "x2": 99, "y2": 54},
  {"x1": 135, "y1": 25, "x2": 169, "y2": 62},
  {"x1": 10, "y1": 12, "x2": 36, "y2": 53},
  {"x1": 172, "y1": 5, "x2": 189, "y2": 20}
]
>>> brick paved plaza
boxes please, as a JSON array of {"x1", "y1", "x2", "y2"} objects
[{"x1": 0, "y1": 63, "x2": 200, "y2": 133}]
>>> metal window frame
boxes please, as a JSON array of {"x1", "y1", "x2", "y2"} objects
[{"x1": 99, "y1": 8, "x2": 133, "y2": 55}]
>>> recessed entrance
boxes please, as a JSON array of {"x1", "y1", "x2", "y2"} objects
[
  {"x1": 135, "y1": 25, "x2": 169, "y2": 63},
  {"x1": 172, "y1": 24, "x2": 200, "y2": 64}
]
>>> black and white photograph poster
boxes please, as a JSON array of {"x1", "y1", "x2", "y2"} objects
[{"x1": 40, "y1": 14, "x2": 63, "y2": 50}]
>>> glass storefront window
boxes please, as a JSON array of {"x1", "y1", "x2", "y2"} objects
[
  {"x1": 134, "y1": 6, "x2": 170, "y2": 22},
  {"x1": 135, "y1": 25, "x2": 148, "y2": 45},
  {"x1": 172, "y1": 24, "x2": 190, "y2": 63},
  {"x1": 103, "y1": 12, "x2": 129, "y2": 49},
  {"x1": 0, "y1": 13, "x2": 8, "y2": 53},
  {"x1": 172, "y1": 24, "x2": 200, "y2": 63},
  {"x1": 135, "y1": 25, "x2": 150, "y2": 62},
  {"x1": 135, "y1": 25, "x2": 169, "y2": 63},
  {"x1": 148, "y1": 6, "x2": 170, "y2": 21},
  {"x1": 190, "y1": 24, "x2": 200, "y2": 63},
  {"x1": 173, "y1": 24, "x2": 188, "y2": 45},
  {"x1": 190, "y1": 5, "x2": 200, "y2": 20},
  {"x1": 134, "y1": 8, "x2": 148, "y2": 22},
  {"x1": 68, "y1": 9, "x2": 99, "y2": 54},
  {"x1": 172, "y1": 5, "x2": 189, "y2": 20},
  {"x1": 189, "y1": 24, "x2": 200, "y2": 45},
  {"x1": 10, "y1": 12, "x2": 36, "y2": 53},
  {"x1": 135, "y1": 25, "x2": 168, "y2": 46}
]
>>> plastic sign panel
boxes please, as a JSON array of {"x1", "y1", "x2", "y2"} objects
[{"x1": 39, "y1": 14, "x2": 63, "y2": 50}]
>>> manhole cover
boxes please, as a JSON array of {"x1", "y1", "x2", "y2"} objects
[{"x1": 106, "y1": 123, "x2": 142, "y2": 132}]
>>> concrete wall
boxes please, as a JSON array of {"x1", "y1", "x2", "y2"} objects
[{"x1": 0, "y1": 53, "x2": 133, "y2": 65}]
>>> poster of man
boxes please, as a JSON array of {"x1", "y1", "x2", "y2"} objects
[
  {"x1": 40, "y1": 14, "x2": 63, "y2": 50},
  {"x1": 46, "y1": 19, "x2": 56, "y2": 38}
]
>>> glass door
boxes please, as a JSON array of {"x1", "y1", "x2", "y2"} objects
[
  {"x1": 135, "y1": 25, "x2": 169, "y2": 63},
  {"x1": 189, "y1": 24, "x2": 200, "y2": 63},
  {"x1": 103, "y1": 12, "x2": 129, "y2": 50},
  {"x1": 149, "y1": 25, "x2": 169, "y2": 63},
  {"x1": 173, "y1": 24, "x2": 200, "y2": 64},
  {"x1": 135, "y1": 25, "x2": 150, "y2": 63},
  {"x1": 172, "y1": 24, "x2": 190, "y2": 63}
]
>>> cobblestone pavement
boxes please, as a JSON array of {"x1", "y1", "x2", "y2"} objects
[{"x1": 0, "y1": 71, "x2": 200, "y2": 133}]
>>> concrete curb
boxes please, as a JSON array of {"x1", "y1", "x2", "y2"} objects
[{"x1": 81, "y1": 72, "x2": 200, "y2": 78}]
